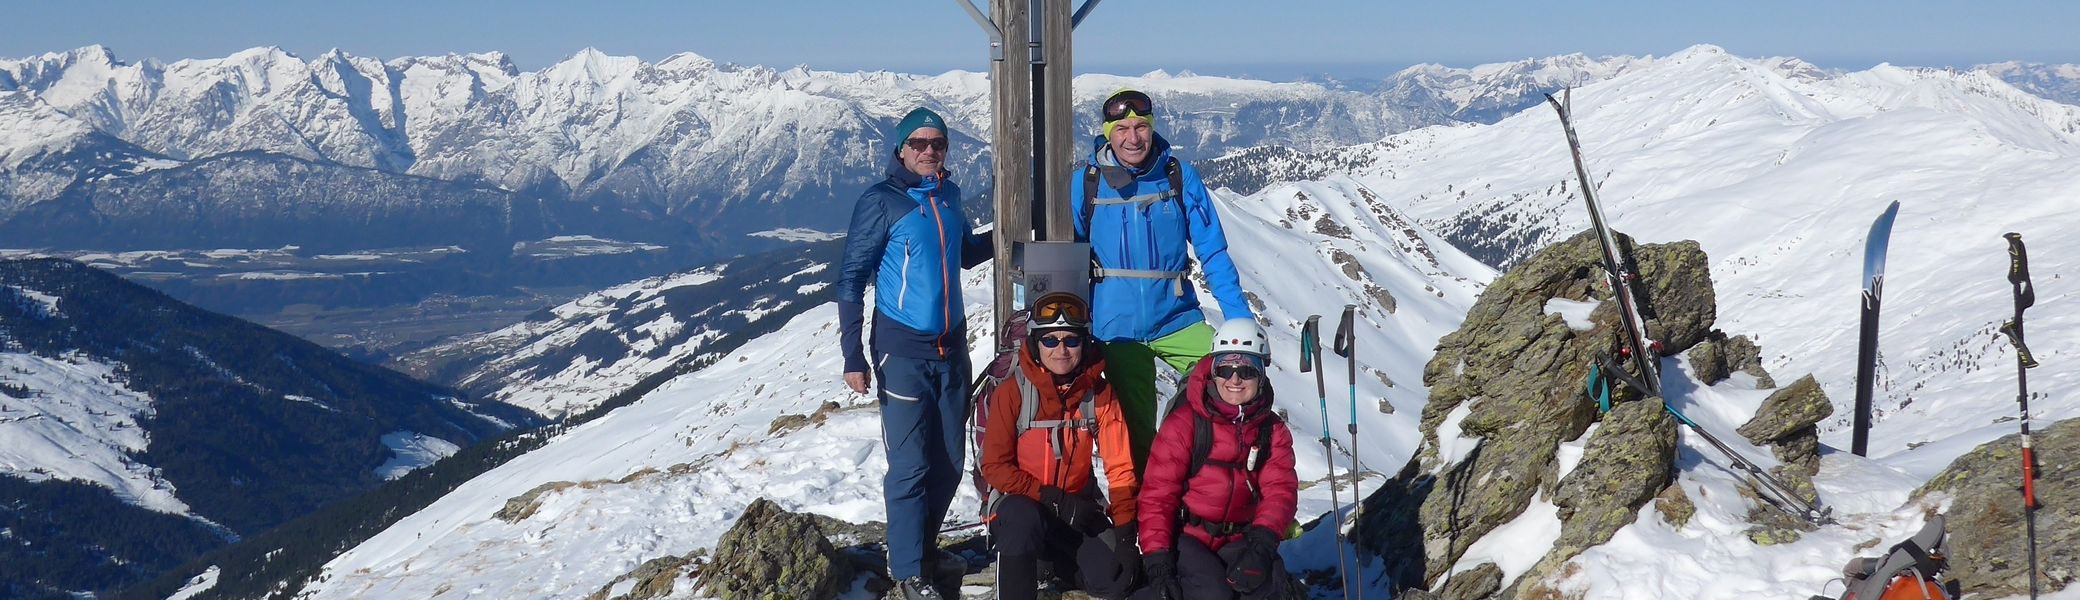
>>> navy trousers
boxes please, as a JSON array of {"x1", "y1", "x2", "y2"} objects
[{"x1": 876, "y1": 352, "x2": 972, "y2": 581}]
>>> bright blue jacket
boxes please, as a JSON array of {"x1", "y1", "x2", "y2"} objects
[
  {"x1": 1071, "y1": 135, "x2": 1253, "y2": 342},
  {"x1": 838, "y1": 157, "x2": 993, "y2": 373}
]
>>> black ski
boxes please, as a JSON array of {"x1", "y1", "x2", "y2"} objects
[
  {"x1": 1546, "y1": 90, "x2": 1832, "y2": 526},
  {"x1": 1545, "y1": 91, "x2": 1661, "y2": 394},
  {"x1": 1851, "y1": 201, "x2": 1901, "y2": 456}
]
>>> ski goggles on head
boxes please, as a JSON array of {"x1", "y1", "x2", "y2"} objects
[
  {"x1": 903, "y1": 136, "x2": 949, "y2": 152},
  {"x1": 1036, "y1": 334, "x2": 1085, "y2": 349},
  {"x1": 1030, "y1": 294, "x2": 1089, "y2": 329},
  {"x1": 1101, "y1": 90, "x2": 1153, "y2": 123},
  {"x1": 1213, "y1": 365, "x2": 1262, "y2": 381}
]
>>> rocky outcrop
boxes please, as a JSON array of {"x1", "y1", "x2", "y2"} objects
[
  {"x1": 1737, "y1": 374, "x2": 1833, "y2": 503},
  {"x1": 1360, "y1": 231, "x2": 1705, "y2": 597},
  {"x1": 583, "y1": 551, "x2": 706, "y2": 600},
  {"x1": 1914, "y1": 417, "x2": 2080, "y2": 597},
  {"x1": 1688, "y1": 333, "x2": 1775, "y2": 388},
  {"x1": 698, "y1": 498, "x2": 854, "y2": 600}
]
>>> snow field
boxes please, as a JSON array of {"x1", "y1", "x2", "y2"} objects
[{"x1": 0, "y1": 351, "x2": 190, "y2": 516}]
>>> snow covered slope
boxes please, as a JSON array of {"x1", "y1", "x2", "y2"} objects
[
  {"x1": 295, "y1": 167, "x2": 1489, "y2": 599},
  {"x1": 0, "y1": 259, "x2": 531, "y2": 531},
  {"x1": 1268, "y1": 44, "x2": 2080, "y2": 470},
  {"x1": 397, "y1": 239, "x2": 842, "y2": 420},
  {"x1": 1215, "y1": 44, "x2": 2080, "y2": 597}
]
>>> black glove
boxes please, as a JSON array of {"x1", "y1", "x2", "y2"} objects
[
  {"x1": 1040, "y1": 486, "x2": 1109, "y2": 537},
  {"x1": 1225, "y1": 525, "x2": 1283, "y2": 594},
  {"x1": 1143, "y1": 549, "x2": 1183, "y2": 600},
  {"x1": 1110, "y1": 523, "x2": 1142, "y2": 576}
]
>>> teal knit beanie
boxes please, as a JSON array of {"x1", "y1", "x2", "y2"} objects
[{"x1": 893, "y1": 107, "x2": 947, "y2": 153}]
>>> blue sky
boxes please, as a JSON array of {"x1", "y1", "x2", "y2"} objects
[{"x1": 6, "y1": 1, "x2": 2075, "y2": 80}]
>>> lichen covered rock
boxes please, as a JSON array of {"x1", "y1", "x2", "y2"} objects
[
  {"x1": 1915, "y1": 417, "x2": 2080, "y2": 597},
  {"x1": 1737, "y1": 374, "x2": 1833, "y2": 501},
  {"x1": 1362, "y1": 231, "x2": 1704, "y2": 596},
  {"x1": 699, "y1": 498, "x2": 852, "y2": 600}
]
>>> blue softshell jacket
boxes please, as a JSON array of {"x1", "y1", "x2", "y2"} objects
[
  {"x1": 838, "y1": 157, "x2": 994, "y2": 373},
  {"x1": 1071, "y1": 134, "x2": 1253, "y2": 342}
]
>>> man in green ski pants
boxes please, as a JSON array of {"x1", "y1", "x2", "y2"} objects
[{"x1": 1071, "y1": 88, "x2": 1256, "y2": 471}]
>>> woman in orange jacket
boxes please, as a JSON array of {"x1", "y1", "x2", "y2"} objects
[{"x1": 980, "y1": 293, "x2": 1143, "y2": 600}]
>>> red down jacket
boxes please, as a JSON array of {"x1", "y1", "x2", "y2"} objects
[{"x1": 1136, "y1": 359, "x2": 1298, "y2": 553}]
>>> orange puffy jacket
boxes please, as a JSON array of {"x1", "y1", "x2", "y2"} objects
[{"x1": 978, "y1": 344, "x2": 1140, "y2": 526}]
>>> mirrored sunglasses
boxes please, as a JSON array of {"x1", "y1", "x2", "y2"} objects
[{"x1": 1037, "y1": 335, "x2": 1084, "y2": 349}]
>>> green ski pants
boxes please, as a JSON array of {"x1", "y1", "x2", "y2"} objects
[{"x1": 1102, "y1": 320, "x2": 1215, "y2": 472}]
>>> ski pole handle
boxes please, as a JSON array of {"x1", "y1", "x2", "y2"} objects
[
  {"x1": 1333, "y1": 305, "x2": 1356, "y2": 358},
  {"x1": 2006, "y1": 232, "x2": 2035, "y2": 309},
  {"x1": 1300, "y1": 316, "x2": 1321, "y2": 373},
  {"x1": 2001, "y1": 321, "x2": 2040, "y2": 370}
]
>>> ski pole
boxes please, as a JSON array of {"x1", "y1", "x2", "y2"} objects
[
  {"x1": 1333, "y1": 305, "x2": 1368, "y2": 590},
  {"x1": 2000, "y1": 232, "x2": 2040, "y2": 600},
  {"x1": 1302, "y1": 315, "x2": 1354, "y2": 600}
]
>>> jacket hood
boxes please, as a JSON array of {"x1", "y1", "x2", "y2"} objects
[{"x1": 1183, "y1": 358, "x2": 1275, "y2": 424}]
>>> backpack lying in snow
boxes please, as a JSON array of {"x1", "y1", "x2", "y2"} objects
[{"x1": 1816, "y1": 515, "x2": 1959, "y2": 600}]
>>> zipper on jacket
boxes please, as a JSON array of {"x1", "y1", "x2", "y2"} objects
[
  {"x1": 928, "y1": 190, "x2": 951, "y2": 358},
  {"x1": 897, "y1": 239, "x2": 911, "y2": 312}
]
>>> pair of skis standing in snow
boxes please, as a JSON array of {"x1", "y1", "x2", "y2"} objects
[{"x1": 1552, "y1": 90, "x2": 2048, "y2": 600}]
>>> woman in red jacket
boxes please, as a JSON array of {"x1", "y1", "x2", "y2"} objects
[
  {"x1": 980, "y1": 293, "x2": 1142, "y2": 600},
  {"x1": 1136, "y1": 318, "x2": 1297, "y2": 600}
]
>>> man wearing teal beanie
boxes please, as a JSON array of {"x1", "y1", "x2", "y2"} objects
[
  {"x1": 1070, "y1": 89, "x2": 1256, "y2": 474},
  {"x1": 836, "y1": 106, "x2": 994, "y2": 600}
]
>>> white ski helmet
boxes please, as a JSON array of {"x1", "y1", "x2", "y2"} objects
[{"x1": 1210, "y1": 318, "x2": 1269, "y2": 361}]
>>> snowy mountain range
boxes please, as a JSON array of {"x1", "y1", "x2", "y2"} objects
[
  {"x1": 0, "y1": 45, "x2": 1685, "y2": 257},
  {"x1": 182, "y1": 44, "x2": 2080, "y2": 600}
]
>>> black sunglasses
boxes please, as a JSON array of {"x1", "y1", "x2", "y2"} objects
[
  {"x1": 1037, "y1": 335, "x2": 1084, "y2": 349},
  {"x1": 1102, "y1": 91, "x2": 1153, "y2": 123},
  {"x1": 1213, "y1": 365, "x2": 1261, "y2": 380},
  {"x1": 904, "y1": 137, "x2": 949, "y2": 152}
]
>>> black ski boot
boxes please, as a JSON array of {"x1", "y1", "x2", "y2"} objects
[
  {"x1": 893, "y1": 575, "x2": 944, "y2": 600},
  {"x1": 932, "y1": 550, "x2": 969, "y2": 597}
]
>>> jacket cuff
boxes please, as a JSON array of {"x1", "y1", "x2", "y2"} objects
[{"x1": 839, "y1": 300, "x2": 868, "y2": 373}]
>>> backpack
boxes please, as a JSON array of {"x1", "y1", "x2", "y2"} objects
[
  {"x1": 1079, "y1": 156, "x2": 1184, "y2": 233},
  {"x1": 1160, "y1": 382, "x2": 1279, "y2": 537},
  {"x1": 966, "y1": 309, "x2": 1101, "y2": 519},
  {"x1": 1821, "y1": 515, "x2": 1957, "y2": 600},
  {"x1": 1080, "y1": 157, "x2": 1195, "y2": 297}
]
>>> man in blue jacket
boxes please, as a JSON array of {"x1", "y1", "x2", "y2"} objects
[
  {"x1": 1071, "y1": 89, "x2": 1255, "y2": 471},
  {"x1": 837, "y1": 107, "x2": 993, "y2": 600}
]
